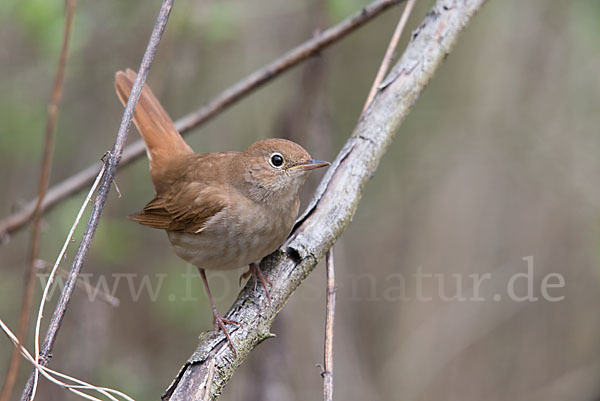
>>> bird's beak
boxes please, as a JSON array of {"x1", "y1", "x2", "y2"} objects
[{"x1": 290, "y1": 160, "x2": 330, "y2": 172}]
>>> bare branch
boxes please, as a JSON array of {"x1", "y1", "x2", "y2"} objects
[
  {"x1": 18, "y1": 1, "x2": 174, "y2": 399},
  {"x1": 0, "y1": 162, "x2": 136, "y2": 400},
  {"x1": 362, "y1": 0, "x2": 417, "y2": 116},
  {"x1": 164, "y1": 0, "x2": 489, "y2": 399},
  {"x1": 0, "y1": 0, "x2": 405, "y2": 240},
  {"x1": 322, "y1": 249, "x2": 336, "y2": 401},
  {"x1": 0, "y1": 0, "x2": 77, "y2": 399},
  {"x1": 31, "y1": 164, "x2": 106, "y2": 400},
  {"x1": 0, "y1": 317, "x2": 135, "y2": 401}
]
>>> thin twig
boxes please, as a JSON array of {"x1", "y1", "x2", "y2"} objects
[
  {"x1": 322, "y1": 249, "x2": 336, "y2": 401},
  {"x1": 312, "y1": 2, "x2": 414, "y2": 398},
  {"x1": 319, "y1": 3, "x2": 415, "y2": 395},
  {"x1": 31, "y1": 163, "x2": 106, "y2": 400},
  {"x1": 0, "y1": 318, "x2": 135, "y2": 401},
  {"x1": 60, "y1": 269, "x2": 121, "y2": 307},
  {"x1": 36, "y1": 264, "x2": 121, "y2": 307},
  {"x1": 361, "y1": 0, "x2": 417, "y2": 116},
  {"x1": 0, "y1": 1, "x2": 77, "y2": 399},
  {"x1": 0, "y1": 0, "x2": 405, "y2": 240},
  {"x1": 18, "y1": 1, "x2": 174, "y2": 400}
]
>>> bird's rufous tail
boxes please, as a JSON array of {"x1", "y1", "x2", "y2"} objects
[{"x1": 114, "y1": 69, "x2": 192, "y2": 186}]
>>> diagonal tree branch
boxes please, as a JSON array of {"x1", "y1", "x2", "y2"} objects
[
  {"x1": 0, "y1": 0, "x2": 405, "y2": 240},
  {"x1": 163, "y1": 0, "x2": 489, "y2": 399},
  {"x1": 18, "y1": 0, "x2": 174, "y2": 399}
]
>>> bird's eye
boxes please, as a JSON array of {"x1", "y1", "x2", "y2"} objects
[{"x1": 269, "y1": 152, "x2": 284, "y2": 168}]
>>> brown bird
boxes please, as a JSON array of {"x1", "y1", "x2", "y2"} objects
[{"x1": 114, "y1": 69, "x2": 329, "y2": 352}]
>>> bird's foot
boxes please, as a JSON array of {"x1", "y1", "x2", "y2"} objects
[
  {"x1": 211, "y1": 307, "x2": 240, "y2": 356},
  {"x1": 239, "y1": 262, "x2": 272, "y2": 305}
]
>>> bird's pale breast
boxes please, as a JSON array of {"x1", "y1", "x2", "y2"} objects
[{"x1": 167, "y1": 193, "x2": 298, "y2": 270}]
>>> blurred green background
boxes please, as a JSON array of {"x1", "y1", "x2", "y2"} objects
[{"x1": 2, "y1": 0, "x2": 600, "y2": 400}]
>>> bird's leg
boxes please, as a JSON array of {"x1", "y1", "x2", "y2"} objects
[
  {"x1": 239, "y1": 262, "x2": 272, "y2": 306},
  {"x1": 198, "y1": 268, "x2": 240, "y2": 355}
]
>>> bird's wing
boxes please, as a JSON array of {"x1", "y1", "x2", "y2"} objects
[{"x1": 128, "y1": 184, "x2": 228, "y2": 233}]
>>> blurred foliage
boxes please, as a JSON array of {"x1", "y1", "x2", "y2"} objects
[
  {"x1": 9, "y1": 0, "x2": 64, "y2": 55},
  {"x1": 325, "y1": 0, "x2": 366, "y2": 20}
]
